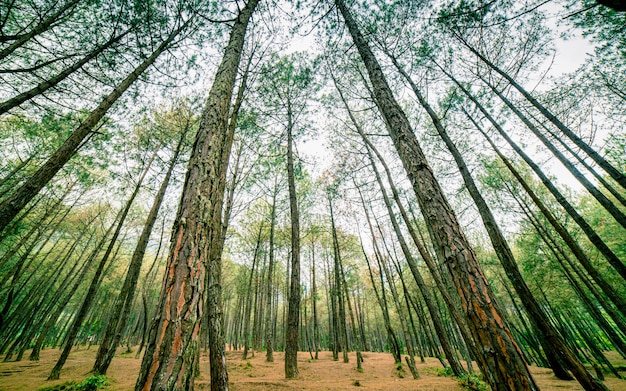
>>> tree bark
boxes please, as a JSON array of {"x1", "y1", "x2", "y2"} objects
[
  {"x1": 285, "y1": 99, "x2": 301, "y2": 379},
  {"x1": 135, "y1": 2, "x2": 258, "y2": 389}
]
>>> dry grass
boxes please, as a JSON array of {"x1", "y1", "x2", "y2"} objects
[{"x1": 0, "y1": 347, "x2": 624, "y2": 390}]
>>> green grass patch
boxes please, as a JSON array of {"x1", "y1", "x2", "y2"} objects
[
  {"x1": 458, "y1": 373, "x2": 488, "y2": 391},
  {"x1": 436, "y1": 366, "x2": 455, "y2": 377},
  {"x1": 38, "y1": 375, "x2": 108, "y2": 391}
]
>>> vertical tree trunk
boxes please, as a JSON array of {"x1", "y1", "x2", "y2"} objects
[
  {"x1": 324, "y1": 253, "x2": 338, "y2": 360},
  {"x1": 243, "y1": 223, "x2": 264, "y2": 360},
  {"x1": 339, "y1": 264, "x2": 362, "y2": 369},
  {"x1": 355, "y1": 187, "x2": 402, "y2": 364},
  {"x1": 134, "y1": 2, "x2": 258, "y2": 390},
  {"x1": 265, "y1": 179, "x2": 278, "y2": 362},
  {"x1": 311, "y1": 232, "x2": 320, "y2": 360},
  {"x1": 329, "y1": 199, "x2": 349, "y2": 364},
  {"x1": 285, "y1": 100, "x2": 301, "y2": 379},
  {"x1": 375, "y1": 238, "x2": 420, "y2": 379}
]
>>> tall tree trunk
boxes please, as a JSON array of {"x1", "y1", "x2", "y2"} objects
[
  {"x1": 339, "y1": 262, "x2": 363, "y2": 369},
  {"x1": 285, "y1": 99, "x2": 301, "y2": 379},
  {"x1": 374, "y1": 234, "x2": 420, "y2": 379},
  {"x1": 335, "y1": 2, "x2": 537, "y2": 389},
  {"x1": 311, "y1": 232, "x2": 320, "y2": 360},
  {"x1": 329, "y1": 199, "x2": 349, "y2": 364},
  {"x1": 265, "y1": 179, "x2": 278, "y2": 362},
  {"x1": 325, "y1": 251, "x2": 339, "y2": 360},
  {"x1": 355, "y1": 187, "x2": 401, "y2": 365},
  {"x1": 220, "y1": 52, "x2": 254, "y2": 251},
  {"x1": 135, "y1": 217, "x2": 167, "y2": 359},
  {"x1": 243, "y1": 222, "x2": 264, "y2": 360},
  {"x1": 135, "y1": 2, "x2": 258, "y2": 389}
]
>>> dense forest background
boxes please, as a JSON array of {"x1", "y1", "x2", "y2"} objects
[{"x1": 0, "y1": 0, "x2": 625, "y2": 390}]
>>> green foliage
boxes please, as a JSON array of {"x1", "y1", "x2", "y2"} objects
[
  {"x1": 604, "y1": 133, "x2": 626, "y2": 173},
  {"x1": 256, "y1": 52, "x2": 319, "y2": 139},
  {"x1": 77, "y1": 375, "x2": 109, "y2": 391},
  {"x1": 436, "y1": 366, "x2": 455, "y2": 377},
  {"x1": 565, "y1": 0, "x2": 626, "y2": 57},
  {"x1": 38, "y1": 375, "x2": 108, "y2": 391},
  {"x1": 458, "y1": 373, "x2": 488, "y2": 391},
  {"x1": 395, "y1": 362, "x2": 405, "y2": 378}
]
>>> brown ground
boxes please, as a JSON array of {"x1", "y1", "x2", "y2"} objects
[{"x1": 0, "y1": 347, "x2": 625, "y2": 390}]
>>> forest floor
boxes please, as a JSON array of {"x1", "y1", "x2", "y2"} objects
[{"x1": 0, "y1": 347, "x2": 625, "y2": 390}]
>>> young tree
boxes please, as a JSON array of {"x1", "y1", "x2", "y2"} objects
[{"x1": 257, "y1": 52, "x2": 317, "y2": 378}]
